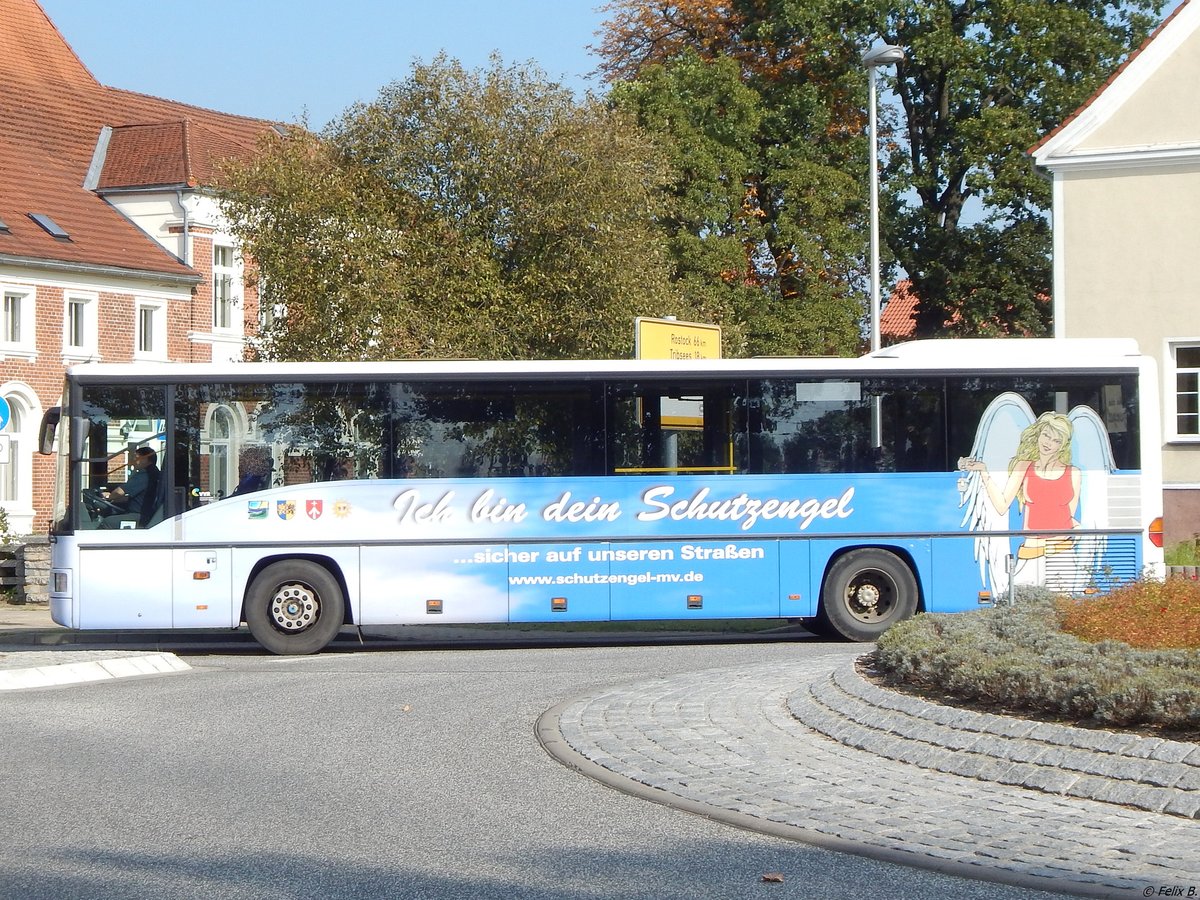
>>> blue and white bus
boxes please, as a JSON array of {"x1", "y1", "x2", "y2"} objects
[{"x1": 38, "y1": 339, "x2": 1164, "y2": 654}]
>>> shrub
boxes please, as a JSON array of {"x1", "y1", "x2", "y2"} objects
[
  {"x1": 874, "y1": 586, "x2": 1200, "y2": 735},
  {"x1": 1058, "y1": 577, "x2": 1200, "y2": 650}
]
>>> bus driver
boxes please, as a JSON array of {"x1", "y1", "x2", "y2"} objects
[{"x1": 102, "y1": 447, "x2": 160, "y2": 524}]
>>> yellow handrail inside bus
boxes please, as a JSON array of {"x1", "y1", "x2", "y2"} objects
[{"x1": 614, "y1": 465, "x2": 736, "y2": 474}]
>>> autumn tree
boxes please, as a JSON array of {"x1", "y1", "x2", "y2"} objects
[
  {"x1": 600, "y1": 0, "x2": 877, "y2": 356},
  {"x1": 597, "y1": 0, "x2": 1167, "y2": 346},
  {"x1": 219, "y1": 55, "x2": 683, "y2": 361}
]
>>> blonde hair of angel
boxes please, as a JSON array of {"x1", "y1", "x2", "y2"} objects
[{"x1": 1010, "y1": 412, "x2": 1073, "y2": 505}]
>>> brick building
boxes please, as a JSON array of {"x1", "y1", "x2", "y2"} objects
[{"x1": 0, "y1": 0, "x2": 277, "y2": 533}]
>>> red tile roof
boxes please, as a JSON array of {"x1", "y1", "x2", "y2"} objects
[
  {"x1": 99, "y1": 119, "x2": 259, "y2": 190},
  {"x1": 880, "y1": 279, "x2": 920, "y2": 340},
  {"x1": 882, "y1": 279, "x2": 1049, "y2": 341},
  {"x1": 0, "y1": 0, "x2": 277, "y2": 280}
]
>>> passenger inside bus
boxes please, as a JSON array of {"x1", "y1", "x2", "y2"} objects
[{"x1": 232, "y1": 449, "x2": 274, "y2": 496}]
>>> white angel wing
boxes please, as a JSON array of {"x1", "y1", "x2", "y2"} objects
[
  {"x1": 1065, "y1": 404, "x2": 1117, "y2": 584},
  {"x1": 958, "y1": 392, "x2": 1034, "y2": 597}
]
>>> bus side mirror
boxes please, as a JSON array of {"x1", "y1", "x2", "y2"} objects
[{"x1": 38, "y1": 407, "x2": 60, "y2": 456}]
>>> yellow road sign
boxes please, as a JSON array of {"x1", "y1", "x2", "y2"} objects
[{"x1": 635, "y1": 317, "x2": 722, "y2": 360}]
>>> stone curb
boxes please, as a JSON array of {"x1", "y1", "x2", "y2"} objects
[
  {"x1": 0, "y1": 653, "x2": 191, "y2": 690},
  {"x1": 788, "y1": 658, "x2": 1200, "y2": 819}
]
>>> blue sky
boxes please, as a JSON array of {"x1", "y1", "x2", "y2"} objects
[
  {"x1": 38, "y1": 1, "x2": 610, "y2": 129},
  {"x1": 39, "y1": 0, "x2": 1186, "y2": 132}
]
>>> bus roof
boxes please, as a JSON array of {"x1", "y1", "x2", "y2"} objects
[
  {"x1": 67, "y1": 338, "x2": 1144, "y2": 383},
  {"x1": 872, "y1": 337, "x2": 1141, "y2": 363}
]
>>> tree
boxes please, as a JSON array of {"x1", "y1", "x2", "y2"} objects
[
  {"x1": 856, "y1": 0, "x2": 1167, "y2": 337},
  {"x1": 609, "y1": 52, "x2": 764, "y2": 357},
  {"x1": 601, "y1": 0, "x2": 874, "y2": 356},
  {"x1": 597, "y1": 0, "x2": 1167, "y2": 346},
  {"x1": 219, "y1": 55, "x2": 681, "y2": 361}
]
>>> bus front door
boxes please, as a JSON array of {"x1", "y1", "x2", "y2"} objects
[{"x1": 172, "y1": 548, "x2": 234, "y2": 628}]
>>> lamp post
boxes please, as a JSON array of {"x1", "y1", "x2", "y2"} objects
[{"x1": 862, "y1": 43, "x2": 905, "y2": 354}]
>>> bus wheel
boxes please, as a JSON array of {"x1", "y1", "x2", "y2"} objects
[
  {"x1": 818, "y1": 549, "x2": 917, "y2": 641},
  {"x1": 245, "y1": 560, "x2": 345, "y2": 655}
]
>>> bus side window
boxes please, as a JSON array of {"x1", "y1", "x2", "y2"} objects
[
  {"x1": 607, "y1": 381, "x2": 740, "y2": 475},
  {"x1": 750, "y1": 379, "x2": 872, "y2": 475},
  {"x1": 231, "y1": 447, "x2": 274, "y2": 496},
  {"x1": 880, "y1": 386, "x2": 947, "y2": 472},
  {"x1": 389, "y1": 382, "x2": 603, "y2": 479}
]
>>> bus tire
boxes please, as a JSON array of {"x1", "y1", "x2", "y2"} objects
[
  {"x1": 800, "y1": 616, "x2": 836, "y2": 638},
  {"x1": 245, "y1": 560, "x2": 345, "y2": 655},
  {"x1": 818, "y1": 549, "x2": 917, "y2": 642}
]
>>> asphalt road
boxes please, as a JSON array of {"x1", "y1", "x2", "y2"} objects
[{"x1": 0, "y1": 635, "x2": 1073, "y2": 899}]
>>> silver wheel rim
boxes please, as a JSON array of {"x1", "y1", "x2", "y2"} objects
[
  {"x1": 843, "y1": 571, "x2": 895, "y2": 624},
  {"x1": 269, "y1": 582, "x2": 320, "y2": 632}
]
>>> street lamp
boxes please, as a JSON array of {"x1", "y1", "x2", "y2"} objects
[{"x1": 862, "y1": 43, "x2": 905, "y2": 354}]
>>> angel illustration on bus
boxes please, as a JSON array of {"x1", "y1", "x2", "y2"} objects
[{"x1": 957, "y1": 392, "x2": 1115, "y2": 597}]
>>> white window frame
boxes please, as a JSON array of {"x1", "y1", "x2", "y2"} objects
[
  {"x1": 0, "y1": 382, "x2": 42, "y2": 535},
  {"x1": 1165, "y1": 338, "x2": 1200, "y2": 443},
  {"x1": 0, "y1": 397, "x2": 22, "y2": 503},
  {"x1": 134, "y1": 298, "x2": 168, "y2": 361},
  {"x1": 62, "y1": 291, "x2": 99, "y2": 361},
  {"x1": 0, "y1": 285, "x2": 36, "y2": 360},
  {"x1": 212, "y1": 243, "x2": 242, "y2": 334},
  {"x1": 207, "y1": 405, "x2": 236, "y2": 499},
  {"x1": 201, "y1": 402, "x2": 252, "y2": 500}
]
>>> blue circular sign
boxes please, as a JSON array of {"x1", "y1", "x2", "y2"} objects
[{"x1": 0, "y1": 397, "x2": 9, "y2": 432}]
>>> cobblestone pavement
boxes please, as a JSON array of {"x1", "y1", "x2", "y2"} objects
[{"x1": 543, "y1": 650, "x2": 1200, "y2": 899}]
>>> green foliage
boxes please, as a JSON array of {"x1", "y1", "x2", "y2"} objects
[
  {"x1": 599, "y1": 0, "x2": 1167, "y2": 348},
  {"x1": 0, "y1": 510, "x2": 15, "y2": 600},
  {"x1": 611, "y1": 53, "x2": 763, "y2": 356},
  {"x1": 851, "y1": 0, "x2": 1166, "y2": 337},
  {"x1": 219, "y1": 55, "x2": 680, "y2": 361},
  {"x1": 875, "y1": 588, "x2": 1200, "y2": 734},
  {"x1": 224, "y1": 4, "x2": 1170, "y2": 361},
  {"x1": 604, "y1": 6, "x2": 875, "y2": 357},
  {"x1": 1165, "y1": 541, "x2": 1200, "y2": 567}
]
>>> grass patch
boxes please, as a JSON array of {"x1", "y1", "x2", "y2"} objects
[
  {"x1": 1165, "y1": 540, "x2": 1200, "y2": 567},
  {"x1": 873, "y1": 584, "x2": 1200, "y2": 739}
]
